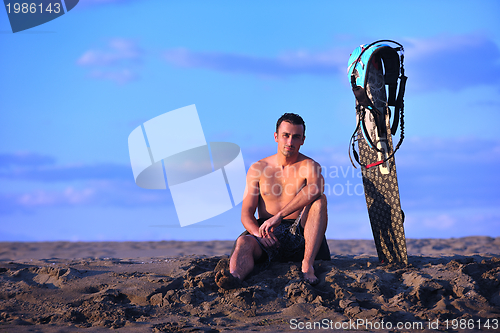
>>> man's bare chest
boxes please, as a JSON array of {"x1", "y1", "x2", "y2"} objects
[{"x1": 259, "y1": 168, "x2": 305, "y2": 198}]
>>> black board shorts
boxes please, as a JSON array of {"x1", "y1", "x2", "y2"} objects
[{"x1": 230, "y1": 217, "x2": 331, "y2": 264}]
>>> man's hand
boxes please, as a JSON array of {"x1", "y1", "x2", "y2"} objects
[
  {"x1": 255, "y1": 233, "x2": 280, "y2": 249},
  {"x1": 259, "y1": 214, "x2": 283, "y2": 237}
]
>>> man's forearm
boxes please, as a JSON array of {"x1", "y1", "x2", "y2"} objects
[
  {"x1": 241, "y1": 215, "x2": 261, "y2": 237},
  {"x1": 277, "y1": 184, "x2": 322, "y2": 218}
]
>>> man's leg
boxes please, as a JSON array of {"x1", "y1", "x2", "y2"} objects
[
  {"x1": 300, "y1": 194, "x2": 328, "y2": 284},
  {"x1": 230, "y1": 235, "x2": 263, "y2": 280},
  {"x1": 216, "y1": 235, "x2": 263, "y2": 289}
]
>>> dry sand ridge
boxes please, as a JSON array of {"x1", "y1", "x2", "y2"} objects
[{"x1": 0, "y1": 237, "x2": 499, "y2": 332}]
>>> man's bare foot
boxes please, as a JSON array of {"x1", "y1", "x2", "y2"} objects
[
  {"x1": 301, "y1": 265, "x2": 319, "y2": 285},
  {"x1": 215, "y1": 269, "x2": 242, "y2": 289},
  {"x1": 214, "y1": 258, "x2": 229, "y2": 273}
]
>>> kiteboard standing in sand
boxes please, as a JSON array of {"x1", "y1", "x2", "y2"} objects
[{"x1": 347, "y1": 40, "x2": 408, "y2": 264}]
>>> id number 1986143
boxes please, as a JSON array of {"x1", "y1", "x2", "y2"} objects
[
  {"x1": 5, "y1": 2, "x2": 61, "y2": 14},
  {"x1": 444, "y1": 319, "x2": 498, "y2": 330}
]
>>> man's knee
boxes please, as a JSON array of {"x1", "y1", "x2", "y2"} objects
[
  {"x1": 233, "y1": 235, "x2": 263, "y2": 260},
  {"x1": 302, "y1": 194, "x2": 327, "y2": 228},
  {"x1": 234, "y1": 235, "x2": 260, "y2": 253},
  {"x1": 311, "y1": 193, "x2": 327, "y2": 210}
]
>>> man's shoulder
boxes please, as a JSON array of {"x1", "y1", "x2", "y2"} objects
[
  {"x1": 296, "y1": 153, "x2": 320, "y2": 167},
  {"x1": 295, "y1": 154, "x2": 322, "y2": 177},
  {"x1": 246, "y1": 155, "x2": 275, "y2": 179},
  {"x1": 250, "y1": 155, "x2": 276, "y2": 170}
]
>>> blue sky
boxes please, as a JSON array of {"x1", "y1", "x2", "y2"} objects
[{"x1": 1, "y1": 0, "x2": 499, "y2": 241}]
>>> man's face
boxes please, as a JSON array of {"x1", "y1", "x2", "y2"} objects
[{"x1": 274, "y1": 121, "x2": 305, "y2": 158}]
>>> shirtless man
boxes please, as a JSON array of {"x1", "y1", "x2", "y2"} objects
[{"x1": 215, "y1": 113, "x2": 330, "y2": 289}]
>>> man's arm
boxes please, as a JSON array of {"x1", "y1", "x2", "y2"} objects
[
  {"x1": 241, "y1": 162, "x2": 280, "y2": 247},
  {"x1": 240, "y1": 162, "x2": 261, "y2": 237},
  {"x1": 259, "y1": 159, "x2": 324, "y2": 237}
]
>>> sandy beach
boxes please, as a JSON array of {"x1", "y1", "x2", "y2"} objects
[{"x1": 1, "y1": 237, "x2": 499, "y2": 332}]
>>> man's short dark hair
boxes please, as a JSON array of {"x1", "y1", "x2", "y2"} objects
[{"x1": 276, "y1": 113, "x2": 306, "y2": 136}]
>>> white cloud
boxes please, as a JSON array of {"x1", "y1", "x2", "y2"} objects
[
  {"x1": 77, "y1": 38, "x2": 142, "y2": 66},
  {"x1": 17, "y1": 187, "x2": 95, "y2": 206},
  {"x1": 88, "y1": 68, "x2": 139, "y2": 85},
  {"x1": 162, "y1": 34, "x2": 500, "y2": 91},
  {"x1": 422, "y1": 213, "x2": 456, "y2": 229},
  {"x1": 0, "y1": 180, "x2": 170, "y2": 214},
  {"x1": 404, "y1": 34, "x2": 491, "y2": 58},
  {"x1": 77, "y1": 38, "x2": 143, "y2": 84},
  {"x1": 163, "y1": 47, "x2": 348, "y2": 78},
  {"x1": 402, "y1": 34, "x2": 500, "y2": 91}
]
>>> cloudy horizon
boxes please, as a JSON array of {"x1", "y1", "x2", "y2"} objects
[{"x1": 1, "y1": 0, "x2": 499, "y2": 241}]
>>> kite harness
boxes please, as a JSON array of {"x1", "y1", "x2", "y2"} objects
[{"x1": 347, "y1": 40, "x2": 407, "y2": 169}]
